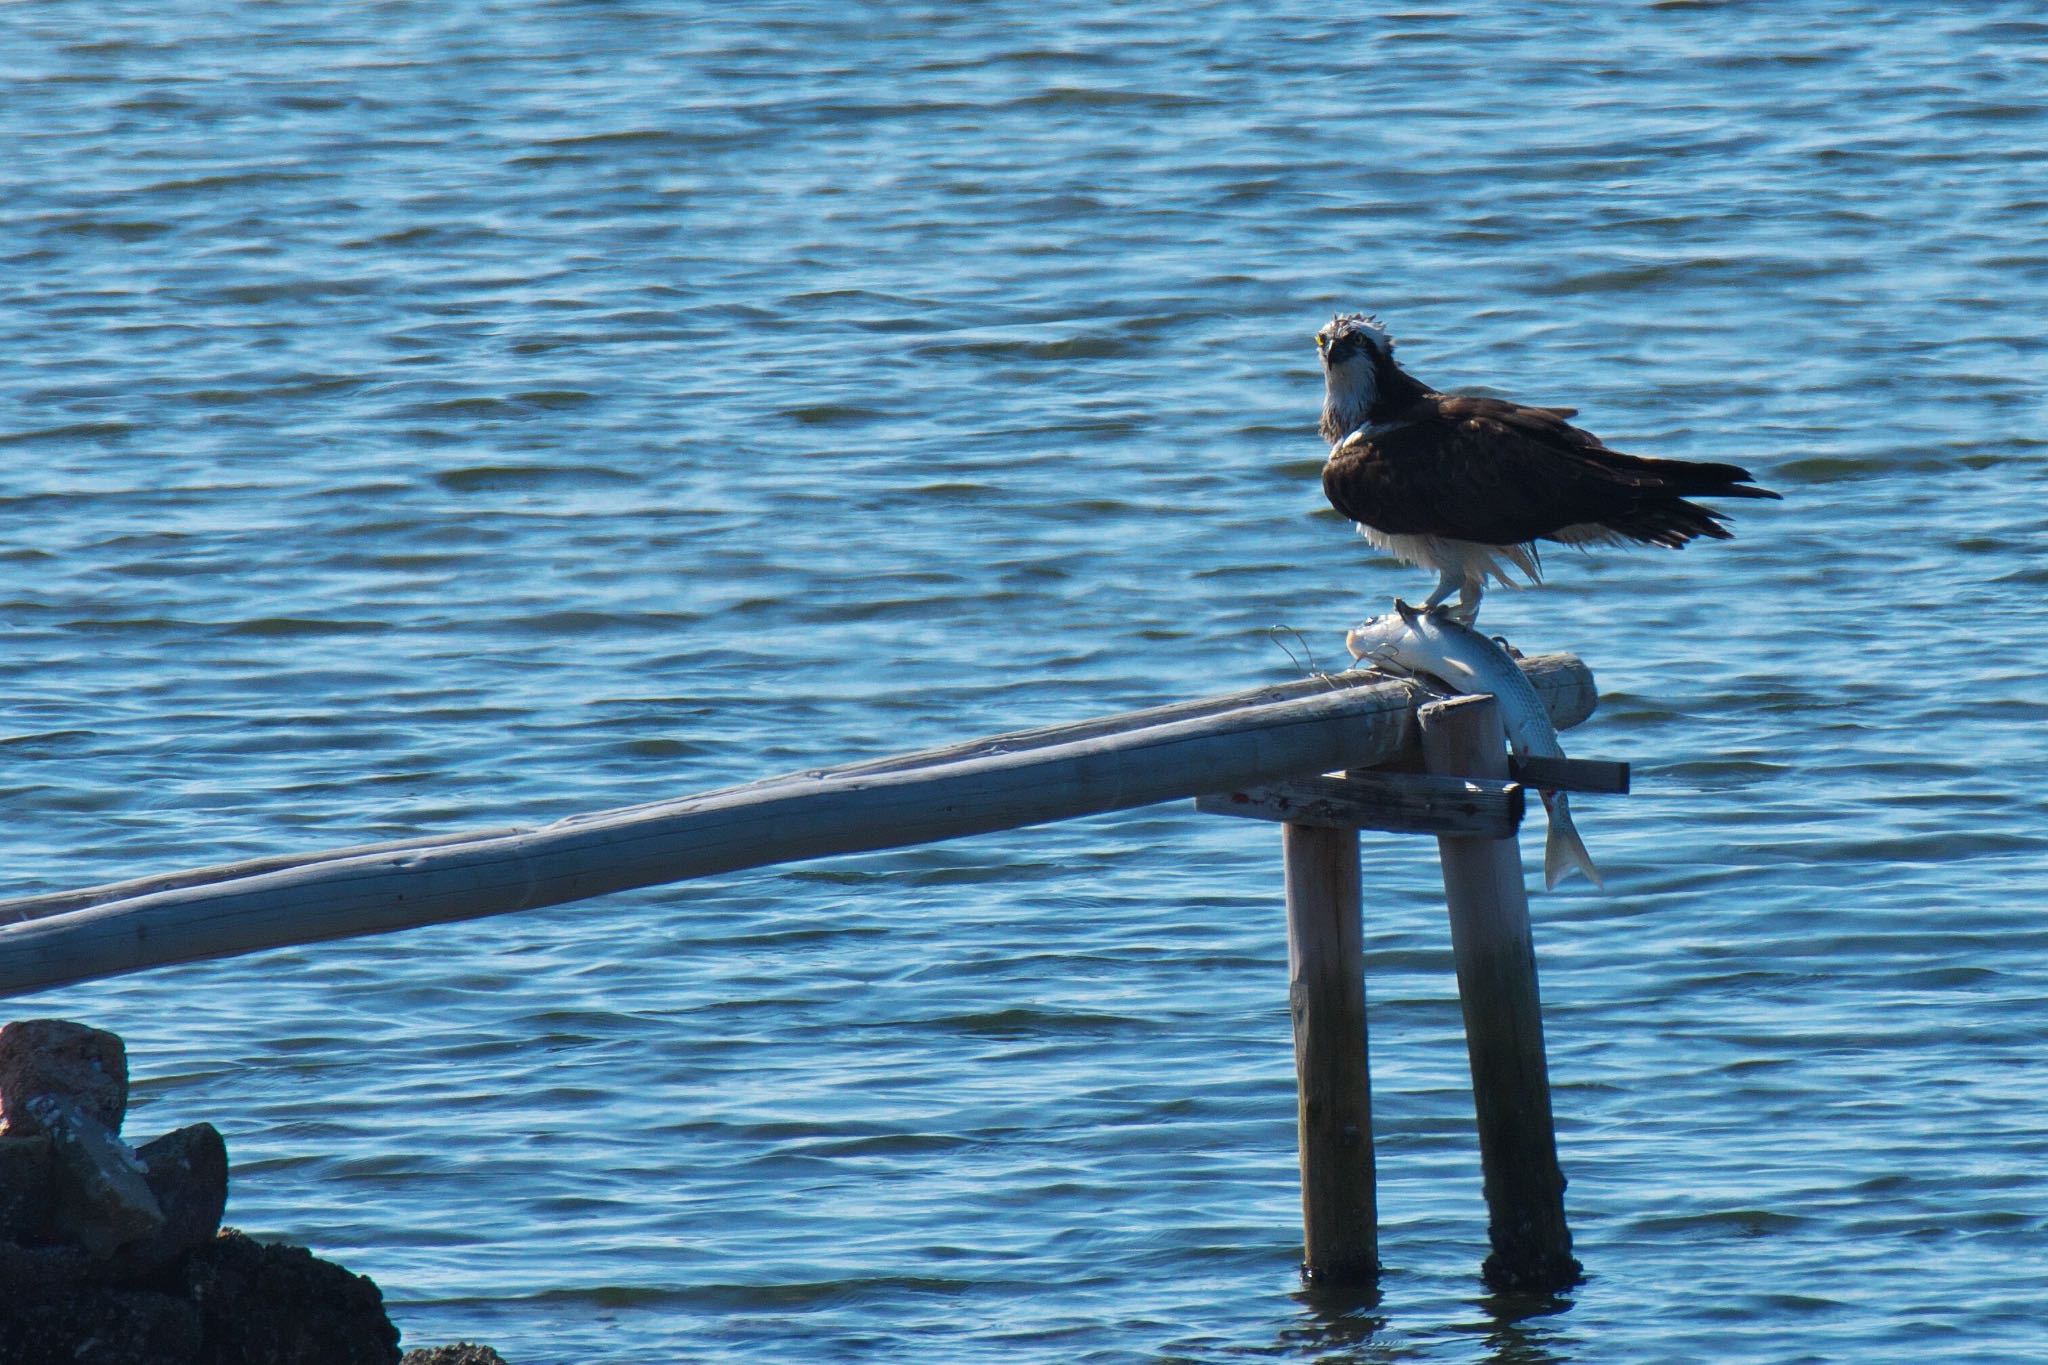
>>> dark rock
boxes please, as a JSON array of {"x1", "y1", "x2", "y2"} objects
[
  {"x1": 0, "y1": 1131, "x2": 54, "y2": 1239},
  {"x1": 0, "y1": 1019, "x2": 128, "y2": 1136},
  {"x1": 0, "y1": 1286, "x2": 202, "y2": 1365},
  {"x1": 400, "y1": 1347, "x2": 510, "y2": 1365},
  {"x1": 108, "y1": 1122, "x2": 231, "y2": 1281},
  {"x1": 186, "y1": 1229, "x2": 401, "y2": 1365},
  {"x1": 31, "y1": 1090, "x2": 164, "y2": 1257},
  {"x1": 0, "y1": 1238, "x2": 97, "y2": 1296}
]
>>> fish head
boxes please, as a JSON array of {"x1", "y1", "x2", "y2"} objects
[{"x1": 1343, "y1": 611, "x2": 1411, "y2": 663}]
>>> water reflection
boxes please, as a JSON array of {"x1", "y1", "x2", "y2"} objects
[
  {"x1": 1465, "y1": 1287, "x2": 1576, "y2": 1364},
  {"x1": 1280, "y1": 1278, "x2": 1388, "y2": 1361},
  {"x1": 1275, "y1": 1278, "x2": 1574, "y2": 1363}
]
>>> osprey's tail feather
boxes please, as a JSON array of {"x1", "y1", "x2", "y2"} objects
[
  {"x1": 1597, "y1": 497, "x2": 1737, "y2": 549},
  {"x1": 1602, "y1": 452, "x2": 1781, "y2": 500},
  {"x1": 1562, "y1": 452, "x2": 1780, "y2": 550}
]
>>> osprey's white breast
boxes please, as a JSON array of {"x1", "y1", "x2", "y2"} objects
[{"x1": 1355, "y1": 525, "x2": 1544, "y2": 588}]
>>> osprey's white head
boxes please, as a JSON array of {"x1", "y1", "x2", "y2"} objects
[
  {"x1": 1316, "y1": 312, "x2": 1393, "y2": 365},
  {"x1": 1316, "y1": 312, "x2": 1397, "y2": 442}
]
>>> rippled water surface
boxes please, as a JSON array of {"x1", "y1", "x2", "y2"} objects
[{"x1": 6, "y1": 3, "x2": 2048, "y2": 1360}]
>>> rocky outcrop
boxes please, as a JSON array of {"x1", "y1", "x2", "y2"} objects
[
  {"x1": 111, "y1": 1123, "x2": 232, "y2": 1279},
  {"x1": 5, "y1": 1286, "x2": 203, "y2": 1365},
  {"x1": 0, "y1": 1132, "x2": 53, "y2": 1239},
  {"x1": 30, "y1": 1089, "x2": 166, "y2": 1257},
  {"x1": 401, "y1": 1346, "x2": 511, "y2": 1365},
  {"x1": 0, "y1": 1018, "x2": 129, "y2": 1134},
  {"x1": 183, "y1": 1232, "x2": 400, "y2": 1365},
  {"x1": 0, "y1": 1018, "x2": 506, "y2": 1365}
]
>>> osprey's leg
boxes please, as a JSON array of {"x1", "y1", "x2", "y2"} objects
[
  {"x1": 1446, "y1": 581, "x2": 1483, "y2": 625},
  {"x1": 1419, "y1": 570, "x2": 1461, "y2": 614}
]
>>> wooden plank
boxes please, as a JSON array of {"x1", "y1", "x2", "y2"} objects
[
  {"x1": 0, "y1": 827, "x2": 536, "y2": 927},
  {"x1": 0, "y1": 656, "x2": 1596, "y2": 998},
  {"x1": 1196, "y1": 772, "x2": 1524, "y2": 838},
  {"x1": 1282, "y1": 822, "x2": 1376, "y2": 1283},
  {"x1": 0, "y1": 674, "x2": 1415, "y2": 997},
  {"x1": 1509, "y1": 755, "x2": 1629, "y2": 796},
  {"x1": 570, "y1": 651, "x2": 1596, "y2": 820},
  {"x1": 1418, "y1": 695, "x2": 1582, "y2": 1294},
  {"x1": 0, "y1": 655, "x2": 1596, "y2": 932}
]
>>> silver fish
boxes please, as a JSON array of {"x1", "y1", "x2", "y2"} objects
[{"x1": 1345, "y1": 603, "x2": 1603, "y2": 890}]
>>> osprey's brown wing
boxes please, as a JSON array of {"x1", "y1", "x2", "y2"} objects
[{"x1": 1321, "y1": 395, "x2": 1777, "y2": 548}]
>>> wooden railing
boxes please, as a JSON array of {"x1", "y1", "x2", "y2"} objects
[{"x1": 0, "y1": 652, "x2": 1612, "y2": 1294}]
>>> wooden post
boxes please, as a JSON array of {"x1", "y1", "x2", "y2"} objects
[
  {"x1": 1417, "y1": 695, "x2": 1582, "y2": 1294},
  {"x1": 1282, "y1": 821, "x2": 1376, "y2": 1283}
]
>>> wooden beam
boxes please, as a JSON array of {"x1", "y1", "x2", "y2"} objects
[
  {"x1": 1509, "y1": 755, "x2": 1629, "y2": 796},
  {"x1": 0, "y1": 654, "x2": 1597, "y2": 930},
  {"x1": 1196, "y1": 772, "x2": 1524, "y2": 838},
  {"x1": 0, "y1": 827, "x2": 537, "y2": 928},
  {"x1": 1418, "y1": 695, "x2": 1582, "y2": 1294},
  {"x1": 0, "y1": 657, "x2": 1595, "y2": 998}
]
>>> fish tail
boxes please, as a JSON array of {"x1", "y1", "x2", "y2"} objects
[{"x1": 1540, "y1": 790, "x2": 1605, "y2": 891}]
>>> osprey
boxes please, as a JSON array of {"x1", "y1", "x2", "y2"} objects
[{"x1": 1315, "y1": 313, "x2": 1779, "y2": 621}]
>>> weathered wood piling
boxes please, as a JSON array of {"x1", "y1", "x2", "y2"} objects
[
  {"x1": 1200, "y1": 680, "x2": 1616, "y2": 1294},
  {"x1": 1281, "y1": 822, "x2": 1376, "y2": 1282},
  {"x1": 1420, "y1": 695, "x2": 1583, "y2": 1293},
  {"x1": 0, "y1": 649, "x2": 1613, "y2": 1294}
]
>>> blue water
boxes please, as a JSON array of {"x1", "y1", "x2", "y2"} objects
[{"x1": 6, "y1": 3, "x2": 2048, "y2": 1360}]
